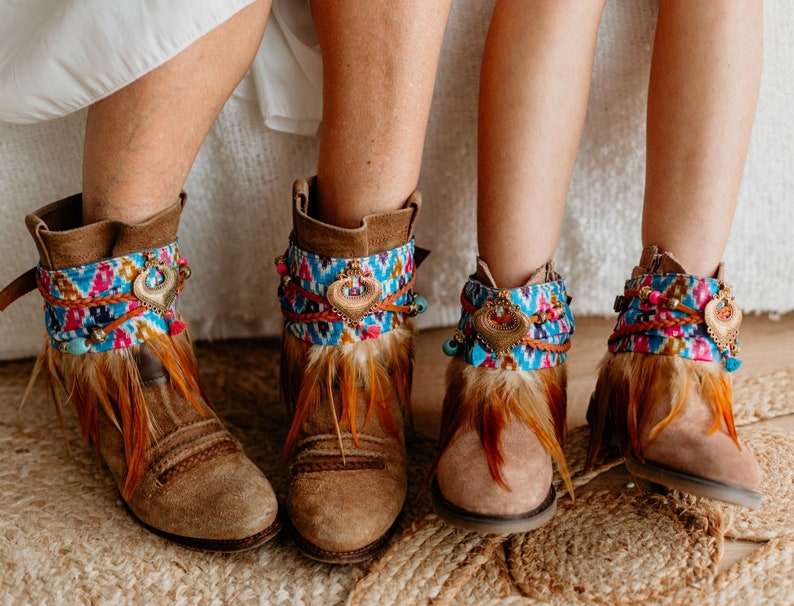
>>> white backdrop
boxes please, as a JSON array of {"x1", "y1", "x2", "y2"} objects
[{"x1": 1, "y1": 1, "x2": 792, "y2": 360}]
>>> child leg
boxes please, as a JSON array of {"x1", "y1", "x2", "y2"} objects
[
  {"x1": 434, "y1": 0, "x2": 606, "y2": 532},
  {"x1": 588, "y1": 0, "x2": 764, "y2": 509}
]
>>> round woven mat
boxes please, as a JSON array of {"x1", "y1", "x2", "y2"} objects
[
  {"x1": 660, "y1": 533, "x2": 794, "y2": 606},
  {"x1": 668, "y1": 423, "x2": 794, "y2": 542},
  {"x1": 732, "y1": 367, "x2": 794, "y2": 425},
  {"x1": 506, "y1": 490, "x2": 724, "y2": 605},
  {"x1": 1, "y1": 341, "x2": 792, "y2": 605},
  {"x1": 348, "y1": 514, "x2": 506, "y2": 606}
]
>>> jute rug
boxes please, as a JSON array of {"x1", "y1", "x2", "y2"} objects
[{"x1": 1, "y1": 341, "x2": 792, "y2": 605}]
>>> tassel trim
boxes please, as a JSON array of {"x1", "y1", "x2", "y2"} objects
[
  {"x1": 437, "y1": 359, "x2": 573, "y2": 498},
  {"x1": 586, "y1": 352, "x2": 739, "y2": 471}
]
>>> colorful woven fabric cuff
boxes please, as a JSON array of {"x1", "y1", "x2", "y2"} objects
[
  {"x1": 277, "y1": 237, "x2": 425, "y2": 346},
  {"x1": 38, "y1": 241, "x2": 190, "y2": 354},
  {"x1": 443, "y1": 277, "x2": 574, "y2": 371},
  {"x1": 608, "y1": 272, "x2": 742, "y2": 371}
]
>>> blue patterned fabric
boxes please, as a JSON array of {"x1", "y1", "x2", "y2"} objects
[
  {"x1": 278, "y1": 237, "x2": 416, "y2": 345},
  {"x1": 452, "y1": 276, "x2": 574, "y2": 371},
  {"x1": 38, "y1": 242, "x2": 181, "y2": 352}
]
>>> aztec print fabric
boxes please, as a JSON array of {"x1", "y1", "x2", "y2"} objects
[
  {"x1": 455, "y1": 277, "x2": 574, "y2": 371},
  {"x1": 278, "y1": 237, "x2": 416, "y2": 345},
  {"x1": 609, "y1": 272, "x2": 737, "y2": 365},
  {"x1": 39, "y1": 242, "x2": 180, "y2": 352}
]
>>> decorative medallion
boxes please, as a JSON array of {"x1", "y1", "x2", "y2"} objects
[
  {"x1": 326, "y1": 260, "x2": 383, "y2": 326},
  {"x1": 704, "y1": 286, "x2": 743, "y2": 352},
  {"x1": 132, "y1": 252, "x2": 180, "y2": 316},
  {"x1": 472, "y1": 290, "x2": 532, "y2": 356}
]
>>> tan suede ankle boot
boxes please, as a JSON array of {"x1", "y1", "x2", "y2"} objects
[
  {"x1": 277, "y1": 177, "x2": 425, "y2": 563},
  {"x1": 1, "y1": 194, "x2": 281, "y2": 551},
  {"x1": 432, "y1": 259, "x2": 575, "y2": 533},
  {"x1": 586, "y1": 246, "x2": 762, "y2": 509}
]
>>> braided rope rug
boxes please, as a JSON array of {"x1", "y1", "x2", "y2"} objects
[{"x1": 0, "y1": 341, "x2": 792, "y2": 605}]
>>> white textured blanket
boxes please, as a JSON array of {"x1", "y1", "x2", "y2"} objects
[{"x1": 0, "y1": 1, "x2": 792, "y2": 360}]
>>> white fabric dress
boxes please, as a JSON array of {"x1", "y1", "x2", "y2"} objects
[{"x1": 0, "y1": 0, "x2": 322, "y2": 134}]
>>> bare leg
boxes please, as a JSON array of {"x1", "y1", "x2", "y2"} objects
[
  {"x1": 82, "y1": 0, "x2": 271, "y2": 225},
  {"x1": 643, "y1": 0, "x2": 763, "y2": 277},
  {"x1": 477, "y1": 0, "x2": 606, "y2": 288},
  {"x1": 311, "y1": 0, "x2": 452, "y2": 228}
]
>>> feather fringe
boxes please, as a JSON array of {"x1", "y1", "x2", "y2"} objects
[
  {"x1": 29, "y1": 331, "x2": 205, "y2": 498},
  {"x1": 281, "y1": 323, "x2": 415, "y2": 459},
  {"x1": 437, "y1": 359, "x2": 573, "y2": 498},
  {"x1": 586, "y1": 352, "x2": 738, "y2": 471}
]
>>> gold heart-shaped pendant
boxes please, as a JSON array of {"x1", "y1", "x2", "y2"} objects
[
  {"x1": 472, "y1": 290, "x2": 532, "y2": 356},
  {"x1": 326, "y1": 260, "x2": 383, "y2": 326},
  {"x1": 704, "y1": 287, "x2": 742, "y2": 351},
  {"x1": 133, "y1": 255, "x2": 180, "y2": 316}
]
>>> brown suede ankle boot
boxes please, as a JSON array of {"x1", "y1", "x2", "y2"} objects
[
  {"x1": 432, "y1": 259, "x2": 575, "y2": 533},
  {"x1": 586, "y1": 246, "x2": 762, "y2": 509},
  {"x1": 1, "y1": 194, "x2": 281, "y2": 551},
  {"x1": 277, "y1": 177, "x2": 425, "y2": 563}
]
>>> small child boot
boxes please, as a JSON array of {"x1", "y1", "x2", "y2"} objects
[
  {"x1": 1, "y1": 194, "x2": 281, "y2": 550},
  {"x1": 586, "y1": 246, "x2": 762, "y2": 509},
  {"x1": 277, "y1": 177, "x2": 427, "y2": 562},
  {"x1": 432, "y1": 259, "x2": 575, "y2": 533}
]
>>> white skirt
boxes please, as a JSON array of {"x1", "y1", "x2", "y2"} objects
[{"x1": 0, "y1": 0, "x2": 322, "y2": 135}]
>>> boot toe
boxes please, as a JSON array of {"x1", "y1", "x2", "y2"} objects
[
  {"x1": 286, "y1": 466, "x2": 406, "y2": 562},
  {"x1": 128, "y1": 451, "x2": 281, "y2": 551}
]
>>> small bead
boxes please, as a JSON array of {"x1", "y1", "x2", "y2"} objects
[
  {"x1": 88, "y1": 326, "x2": 108, "y2": 343},
  {"x1": 178, "y1": 257, "x2": 189, "y2": 267},
  {"x1": 442, "y1": 338, "x2": 459, "y2": 357},
  {"x1": 548, "y1": 308, "x2": 560, "y2": 321},
  {"x1": 638, "y1": 286, "x2": 653, "y2": 301},
  {"x1": 665, "y1": 297, "x2": 680, "y2": 311},
  {"x1": 276, "y1": 263, "x2": 289, "y2": 277},
  {"x1": 648, "y1": 290, "x2": 662, "y2": 305},
  {"x1": 412, "y1": 294, "x2": 428, "y2": 314},
  {"x1": 65, "y1": 337, "x2": 90, "y2": 355},
  {"x1": 179, "y1": 265, "x2": 192, "y2": 280}
]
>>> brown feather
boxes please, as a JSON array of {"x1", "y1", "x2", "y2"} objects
[
  {"x1": 281, "y1": 323, "x2": 415, "y2": 459},
  {"x1": 437, "y1": 359, "x2": 573, "y2": 497},
  {"x1": 587, "y1": 352, "x2": 740, "y2": 470},
  {"x1": 32, "y1": 331, "x2": 205, "y2": 498}
]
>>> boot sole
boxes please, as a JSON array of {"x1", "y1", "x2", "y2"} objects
[
  {"x1": 125, "y1": 499, "x2": 283, "y2": 552},
  {"x1": 286, "y1": 516, "x2": 397, "y2": 564},
  {"x1": 431, "y1": 479, "x2": 557, "y2": 534},
  {"x1": 626, "y1": 457, "x2": 762, "y2": 510}
]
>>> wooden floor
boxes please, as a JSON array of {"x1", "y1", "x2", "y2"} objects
[{"x1": 411, "y1": 313, "x2": 794, "y2": 571}]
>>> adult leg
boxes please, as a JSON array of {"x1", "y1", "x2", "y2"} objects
[
  {"x1": 82, "y1": 0, "x2": 271, "y2": 224},
  {"x1": 433, "y1": 0, "x2": 605, "y2": 534},
  {"x1": 280, "y1": 0, "x2": 451, "y2": 562},
  {"x1": 23, "y1": 1, "x2": 284, "y2": 551},
  {"x1": 311, "y1": 0, "x2": 451, "y2": 228}
]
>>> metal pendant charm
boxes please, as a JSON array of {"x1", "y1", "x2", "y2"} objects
[
  {"x1": 704, "y1": 286, "x2": 743, "y2": 352},
  {"x1": 326, "y1": 260, "x2": 383, "y2": 326},
  {"x1": 133, "y1": 252, "x2": 180, "y2": 316},
  {"x1": 472, "y1": 290, "x2": 532, "y2": 357}
]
